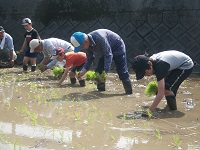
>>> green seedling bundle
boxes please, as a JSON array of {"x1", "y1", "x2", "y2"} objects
[
  {"x1": 85, "y1": 71, "x2": 106, "y2": 81},
  {"x1": 85, "y1": 71, "x2": 95, "y2": 80},
  {"x1": 145, "y1": 81, "x2": 158, "y2": 97},
  {"x1": 52, "y1": 67, "x2": 64, "y2": 78}
]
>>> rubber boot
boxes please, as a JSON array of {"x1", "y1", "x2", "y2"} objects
[
  {"x1": 31, "y1": 66, "x2": 36, "y2": 72},
  {"x1": 166, "y1": 95, "x2": 177, "y2": 110},
  {"x1": 122, "y1": 78, "x2": 132, "y2": 94},
  {"x1": 70, "y1": 78, "x2": 76, "y2": 84},
  {"x1": 79, "y1": 80, "x2": 86, "y2": 87},
  {"x1": 23, "y1": 65, "x2": 28, "y2": 71},
  {"x1": 97, "y1": 82, "x2": 105, "y2": 91}
]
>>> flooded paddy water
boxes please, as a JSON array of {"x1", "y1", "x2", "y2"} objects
[{"x1": 0, "y1": 67, "x2": 199, "y2": 150}]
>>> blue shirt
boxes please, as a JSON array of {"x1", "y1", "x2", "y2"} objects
[
  {"x1": 83, "y1": 29, "x2": 126, "y2": 72},
  {"x1": 0, "y1": 33, "x2": 14, "y2": 51}
]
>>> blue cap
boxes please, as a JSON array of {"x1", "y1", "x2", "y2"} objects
[{"x1": 70, "y1": 32, "x2": 85, "y2": 52}]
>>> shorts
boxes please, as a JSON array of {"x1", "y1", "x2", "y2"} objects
[
  {"x1": 165, "y1": 68, "x2": 193, "y2": 95},
  {"x1": 24, "y1": 47, "x2": 38, "y2": 58},
  {"x1": 71, "y1": 63, "x2": 85, "y2": 73}
]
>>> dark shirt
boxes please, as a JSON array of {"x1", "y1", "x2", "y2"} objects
[
  {"x1": 24, "y1": 28, "x2": 39, "y2": 48},
  {"x1": 83, "y1": 29, "x2": 125, "y2": 72}
]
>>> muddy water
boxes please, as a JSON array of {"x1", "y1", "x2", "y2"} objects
[{"x1": 0, "y1": 67, "x2": 199, "y2": 150}]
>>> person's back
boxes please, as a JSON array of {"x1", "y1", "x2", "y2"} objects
[
  {"x1": 65, "y1": 52, "x2": 86, "y2": 67},
  {"x1": 43, "y1": 38, "x2": 74, "y2": 54}
]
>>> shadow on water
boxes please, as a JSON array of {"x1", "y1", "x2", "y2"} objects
[
  {"x1": 67, "y1": 91, "x2": 126, "y2": 101},
  {"x1": 117, "y1": 106, "x2": 185, "y2": 120}
]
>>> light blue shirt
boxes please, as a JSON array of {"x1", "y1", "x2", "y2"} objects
[
  {"x1": 0, "y1": 33, "x2": 14, "y2": 51},
  {"x1": 41, "y1": 38, "x2": 74, "y2": 69}
]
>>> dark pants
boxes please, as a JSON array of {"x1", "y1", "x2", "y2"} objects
[
  {"x1": 0, "y1": 50, "x2": 10, "y2": 62},
  {"x1": 25, "y1": 47, "x2": 38, "y2": 58},
  {"x1": 71, "y1": 63, "x2": 85, "y2": 73},
  {"x1": 165, "y1": 68, "x2": 193, "y2": 96},
  {"x1": 95, "y1": 54, "x2": 129, "y2": 80}
]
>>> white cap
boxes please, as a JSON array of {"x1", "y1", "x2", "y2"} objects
[
  {"x1": 29, "y1": 39, "x2": 40, "y2": 53},
  {"x1": 22, "y1": 18, "x2": 32, "y2": 25}
]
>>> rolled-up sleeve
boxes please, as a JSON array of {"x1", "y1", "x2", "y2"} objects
[{"x1": 7, "y1": 35, "x2": 14, "y2": 51}]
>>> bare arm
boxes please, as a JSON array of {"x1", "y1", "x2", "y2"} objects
[
  {"x1": 149, "y1": 78, "x2": 165, "y2": 112},
  {"x1": 40, "y1": 57, "x2": 50, "y2": 65},
  {"x1": 58, "y1": 67, "x2": 70, "y2": 84},
  {"x1": 20, "y1": 39, "x2": 27, "y2": 54},
  {"x1": 9, "y1": 51, "x2": 14, "y2": 65}
]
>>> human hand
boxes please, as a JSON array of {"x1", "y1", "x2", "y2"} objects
[
  {"x1": 9, "y1": 60, "x2": 14, "y2": 66},
  {"x1": 19, "y1": 49, "x2": 24, "y2": 54},
  {"x1": 78, "y1": 70, "x2": 86, "y2": 78},
  {"x1": 141, "y1": 109, "x2": 152, "y2": 119}
]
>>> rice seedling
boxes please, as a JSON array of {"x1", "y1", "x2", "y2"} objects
[
  {"x1": 109, "y1": 112, "x2": 113, "y2": 120},
  {"x1": 36, "y1": 64, "x2": 41, "y2": 70},
  {"x1": 74, "y1": 112, "x2": 81, "y2": 121},
  {"x1": 154, "y1": 129, "x2": 162, "y2": 140},
  {"x1": 172, "y1": 134, "x2": 182, "y2": 148},
  {"x1": 52, "y1": 67, "x2": 64, "y2": 78},
  {"x1": 13, "y1": 139, "x2": 18, "y2": 150},
  {"x1": 145, "y1": 81, "x2": 158, "y2": 97},
  {"x1": 146, "y1": 109, "x2": 152, "y2": 119},
  {"x1": 92, "y1": 104, "x2": 98, "y2": 111},
  {"x1": 94, "y1": 71, "x2": 106, "y2": 81},
  {"x1": 111, "y1": 135, "x2": 115, "y2": 141},
  {"x1": 59, "y1": 130, "x2": 64, "y2": 142},
  {"x1": 85, "y1": 71, "x2": 95, "y2": 81},
  {"x1": 85, "y1": 71, "x2": 107, "y2": 81}
]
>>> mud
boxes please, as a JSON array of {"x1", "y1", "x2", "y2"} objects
[{"x1": 0, "y1": 67, "x2": 200, "y2": 150}]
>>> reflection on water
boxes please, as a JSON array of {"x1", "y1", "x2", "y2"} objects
[
  {"x1": 115, "y1": 136, "x2": 148, "y2": 149},
  {"x1": 0, "y1": 121, "x2": 73, "y2": 146}
]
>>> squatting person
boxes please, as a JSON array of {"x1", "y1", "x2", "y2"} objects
[{"x1": 53, "y1": 47, "x2": 86, "y2": 87}]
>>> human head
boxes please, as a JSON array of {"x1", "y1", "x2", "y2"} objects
[
  {"x1": 52, "y1": 47, "x2": 65, "y2": 60},
  {"x1": 30, "y1": 39, "x2": 42, "y2": 53},
  {"x1": 70, "y1": 32, "x2": 87, "y2": 52},
  {"x1": 0, "y1": 26, "x2": 5, "y2": 39},
  {"x1": 131, "y1": 55, "x2": 151, "y2": 80},
  {"x1": 22, "y1": 18, "x2": 32, "y2": 30}
]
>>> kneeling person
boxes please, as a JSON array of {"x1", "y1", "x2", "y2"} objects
[{"x1": 54, "y1": 47, "x2": 86, "y2": 86}]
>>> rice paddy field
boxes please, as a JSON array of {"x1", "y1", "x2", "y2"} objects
[{"x1": 0, "y1": 67, "x2": 199, "y2": 150}]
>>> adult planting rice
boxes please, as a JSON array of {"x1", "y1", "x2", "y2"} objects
[{"x1": 70, "y1": 29, "x2": 132, "y2": 94}]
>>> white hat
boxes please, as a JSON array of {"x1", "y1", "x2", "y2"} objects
[
  {"x1": 22, "y1": 18, "x2": 32, "y2": 25},
  {"x1": 29, "y1": 39, "x2": 40, "y2": 53}
]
